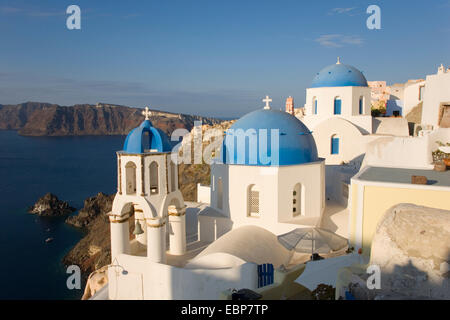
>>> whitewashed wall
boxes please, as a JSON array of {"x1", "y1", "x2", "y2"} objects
[
  {"x1": 197, "y1": 183, "x2": 211, "y2": 204},
  {"x1": 422, "y1": 72, "x2": 450, "y2": 127},
  {"x1": 304, "y1": 86, "x2": 372, "y2": 134},
  {"x1": 108, "y1": 254, "x2": 258, "y2": 300}
]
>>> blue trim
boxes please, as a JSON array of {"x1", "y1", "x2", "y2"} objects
[
  {"x1": 314, "y1": 99, "x2": 318, "y2": 114},
  {"x1": 331, "y1": 137, "x2": 340, "y2": 155},
  {"x1": 359, "y1": 98, "x2": 363, "y2": 114},
  {"x1": 334, "y1": 99, "x2": 342, "y2": 115},
  {"x1": 258, "y1": 264, "x2": 274, "y2": 288}
]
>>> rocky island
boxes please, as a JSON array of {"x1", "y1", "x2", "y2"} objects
[{"x1": 28, "y1": 193, "x2": 76, "y2": 217}]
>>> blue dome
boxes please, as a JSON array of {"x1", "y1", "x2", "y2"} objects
[
  {"x1": 311, "y1": 63, "x2": 368, "y2": 88},
  {"x1": 123, "y1": 120, "x2": 173, "y2": 154},
  {"x1": 221, "y1": 109, "x2": 318, "y2": 166}
]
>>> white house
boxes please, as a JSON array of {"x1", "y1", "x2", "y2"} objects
[{"x1": 421, "y1": 64, "x2": 450, "y2": 129}]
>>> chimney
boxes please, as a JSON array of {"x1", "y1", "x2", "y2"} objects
[{"x1": 286, "y1": 96, "x2": 294, "y2": 115}]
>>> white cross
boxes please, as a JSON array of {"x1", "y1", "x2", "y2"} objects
[
  {"x1": 142, "y1": 106, "x2": 152, "y2": 120},
  {"x1": 263, "y1": 95, "x2": 272, "y2": 110}
]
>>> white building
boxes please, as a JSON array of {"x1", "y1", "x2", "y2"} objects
[
  {"x1": 298, "y1": 59, "x2": 411, "y2": 165},
  {"x1": 421, "y1": 64, "x2": 450, "y2": 129}
]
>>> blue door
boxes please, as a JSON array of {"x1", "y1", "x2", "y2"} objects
[
  {"x1": 359, "y1": 98, "x2": 363, "y2": 114},
  {"x1": 314, "y1": 100, "x2": 318, "y2": 114},
  {"x1": 331, "y1": 137, "x2": 340, "y2": 154},
  {"x1": 334, "y1": 99, "x2": 341, "y2": 115},
  {"x1": 257, "y1": 264, "x2": 274, "y2": 288}
]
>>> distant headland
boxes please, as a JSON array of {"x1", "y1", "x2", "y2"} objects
[{"x1": 0, "y1": 102, "x2": 223, "y2": 136}]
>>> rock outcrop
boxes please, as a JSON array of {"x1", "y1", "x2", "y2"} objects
[
  {"x1": 0, "y1": 102, "x2": 223, "y2": 136},
  {"x1": 65, "y1": 192, "x2": 114, "y2": 228},
  {"x1": 343, "y1": 204, "x2": 450, "y2": 300},
  {"x1": 28, "y1": 193, "x2": 76, "y2": 216},
  {"x1": 63, "y1": 192, "x2": 116, "y2": 273}
]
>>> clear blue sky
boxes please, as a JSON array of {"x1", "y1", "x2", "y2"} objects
[{"x1": 0, "y1": 0, "x2": 449, "y2": 118}]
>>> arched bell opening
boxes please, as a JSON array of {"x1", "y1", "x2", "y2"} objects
[{"x1": 125, "y1": 161, "x2": 137, "y2": 195}]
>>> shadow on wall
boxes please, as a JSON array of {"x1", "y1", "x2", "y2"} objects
[{"x1": 325, "y1": 154, "x2": 365, "y2": 203}]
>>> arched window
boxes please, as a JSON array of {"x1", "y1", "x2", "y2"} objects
[
  {"x1": 125, "y1": 161, "x2": 137, "y2": 195},
  {"x1": 217, "y1": 177, "x2": 223, "y2": 210},
  {"x1": 334, "y1": 97, "x2": 342, "y2": 115},
  {"x1": 170, "y1": 161, "x2": 176, "y2": 192},
  {"x1": 247, "y1": 184, "x2": 260, "y2": 217},
  {"x1": 149, "y1": 161, "x2": 159, "y2": 195},
  {"x1": 293, "y1": 183, "x2": 303, "y2": 217},
  {"x1": 359, "y1": 96, "x2": 364, "y2": 115},
  {"x1": 313, "y1": 97, "x2": 318, "y2": 115},
  {"x1": 331, "y1": 134, "x2": 340, "y2": 155}
]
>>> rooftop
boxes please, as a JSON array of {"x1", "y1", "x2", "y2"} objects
[{"x1": 357, "y1": 166, "x2": 450, "y2": 188}]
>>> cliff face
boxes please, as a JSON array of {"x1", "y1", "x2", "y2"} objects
[{"x1": 0, "y1": 102, "x2": 222, "y2": 136}]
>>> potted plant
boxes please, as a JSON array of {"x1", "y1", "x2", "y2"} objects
[{"x1": 433, "y1": 141, "x2": 450, "y2": 168}]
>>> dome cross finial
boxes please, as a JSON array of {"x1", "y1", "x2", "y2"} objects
[
  {"x1": 142, "y1": 106, "x2": 152, "y2": 120},
  {"x1": 263, "y1": 95, "x2": 272, "y2": 110},
  {"x1": 336, "y1": 57, "x2": 341, "y2": 64}
]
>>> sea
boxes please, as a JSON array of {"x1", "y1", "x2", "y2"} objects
[{"x1": 0, "y1": 130, "x2": 125, "y2": 299}]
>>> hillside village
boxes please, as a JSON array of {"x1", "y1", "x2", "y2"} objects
[{"x1": 71, "y1": 59, "x2": 450, "y2": 300}]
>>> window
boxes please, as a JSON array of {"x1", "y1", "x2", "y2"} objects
[
  {"x1": 331, "y1": 135, "x2": 340, "y2": 155},
  {"x1": 293, "y1": 183, "x2": 303, "y2": 217},
  {"x1": 149, "y1": 161, "x2": 159, "y2": 195},
  {"x1": 170, "y1": 161, "x2": 176, "y2": 192},
  {"x1": 125, "y1": 161, "x2": 137, "y2": 195},
  {"x1": 248, "y1": 185, "x2": 260, "y2": 217},
  {"x1": 334, "y1": 97, "x2": 342, "y2": 115},
  {"x1": 359, "y1": 97, "x2": 363, "y2": 115},
  {"x1": 217, "y1": 177, "x2": 223, "y2": 210},
  {"x1": 313, "y1": 97, "x2": 318, "y2": 115}
]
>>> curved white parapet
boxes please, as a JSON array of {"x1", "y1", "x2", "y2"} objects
[{"x1": 438, "y1": 146, "x2": 450, "y2": 154}]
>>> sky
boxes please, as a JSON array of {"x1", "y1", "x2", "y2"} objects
[{"x1": 0, "y1": 0, "x2": 449, "y2": 118}]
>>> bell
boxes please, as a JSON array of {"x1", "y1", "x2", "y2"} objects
[{"x1": 133, "y1": 220, "x2": 144, "y2": 235}]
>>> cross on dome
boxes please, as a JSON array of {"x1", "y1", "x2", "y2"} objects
[
  {"x1": 263, "y1": 95, "x2": 272, "y2": 110},
  {"x1": 336, "y1": 57, "x2": 341, "y2": 64},
  {"x1": 142, "y1": 106, "x2": 152, "y2": 120}
]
